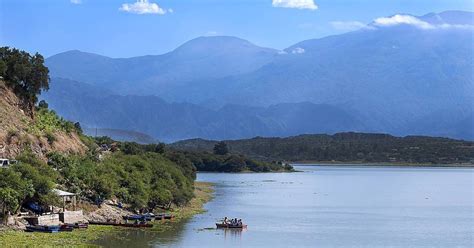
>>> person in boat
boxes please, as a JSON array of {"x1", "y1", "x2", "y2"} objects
[
  {"x1": 238, "y1": 219, "x2": 242, "y2": 226},
  {"x1": 222, "y1": 217, "x2": 228, "y2": 224}
]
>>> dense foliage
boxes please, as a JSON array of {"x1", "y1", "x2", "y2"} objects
[
  {"x1": 0, "y1": 153, "x2": 58, "y2": 218},
  {"x1": 172, "y1": 132, "x2": 474, "y2": 164},
  {"x1": 182, "y1": 151, "x2": 293, "y2": 172},
  {"x1": 98, "y1": 139, "x2": 292, "y2": 173},
  {"x1": 47, "y1": 151, "x2": 195, "y2": 210},
  {"x1": 0, "y1": 47, "x2": 49, "y2": 116},
  {"x1": 30, "y1": 107, "x2": 81, "y2": 135},
  {"x1": 213, "y1": 141, "x2": 229, "y2": 155}
]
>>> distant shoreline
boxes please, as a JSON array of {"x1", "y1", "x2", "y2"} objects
[{"x1": 291, "y1": 161, "x2": 474, "y2": 168}]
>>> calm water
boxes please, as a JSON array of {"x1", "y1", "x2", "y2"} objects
[{"x1": 97, "y1": 165, "x2": 474, "y2": 247}]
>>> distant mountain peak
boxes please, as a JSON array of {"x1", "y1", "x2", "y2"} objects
[
  {"x1": 47, "y1": 49, "x2": 111, "y2": 60},
  {"x1": 172, "y1": 35, "x2": 277, "y2": 55}
]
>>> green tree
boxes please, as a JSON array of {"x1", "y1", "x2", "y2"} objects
[
  {"x1": 38, "y1": 100, "x2": 48, "y2": 109},
  {"x1": 74, "y1": 122, "x2": 83, "y2": 134},
  {"x1": 0, "y1": 47, "x2": 50, "y2": 117},
  {"x1": 154, "y1": 143, "x2": 166, "y2": 154},
  {"x1": 0, "y1": 188, "x2": 19, "y2": 222},
  {"x1": 0, "y1": 168, "x2": 34, "y2": 218},
  {"x1": 213, "y1": 141, "x2": 229, "y2": 155}
]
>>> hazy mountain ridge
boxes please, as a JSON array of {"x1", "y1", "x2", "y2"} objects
[
  {"x1": 44, "y1": 78, "x2": 363, "y2": 142},
  {"x1": 46, "y1": 36, "x2": 279, "y2": 98},
  {"x1": 44, "y1": 11, "x2": 474, "y2": 141}
]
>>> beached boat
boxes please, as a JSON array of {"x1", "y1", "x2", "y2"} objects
[
  {"x1": 115, "y1": 223, "x2": 153, "y2": 228},
  {"x1": 156, "y1": 213, "x2": 174, "y2": 220},
  {"x1": 122, "y1": 214, "x2": 154, "y2": 221},
  {"x1": 68, "y1": 223, "x2": 89, "y2": 229},
  {"x1": 89, "y1": 221, "x2": 153, "y2": 228},
  {"x1": 25, "y1": 225, "x2": 60, "y2": 233},
  {"x1": 59, "y1": 224, "x2": 74, "y2": 232},
  {"x1": 88, "y1": 221, "x2": 117, "y2": 226},
  {"x1": 216, "y1": 223, "x2": 247, "y2": 229}
]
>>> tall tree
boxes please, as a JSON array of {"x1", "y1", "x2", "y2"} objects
[
  {"x1": 0, "y1": 47, "x2": 50, "y2": 117},
  {"x1": 213, "y1": 141, "x2": 229, "y2": 155}
]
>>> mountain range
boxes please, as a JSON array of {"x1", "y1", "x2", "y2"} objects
[{"x1": 43, "y1": 11, "x2": 474, "y2": 142}]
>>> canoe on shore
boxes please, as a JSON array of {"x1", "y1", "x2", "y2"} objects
[
  {"x1": 123, "y1": 214, "x2": 154, "y2": 221},
  {"x1": 25, "y1": 225, "x2": 60, "y2": 233},
  {"x1": 156, "y1": 213, "x2": 174, "y2": 220},
  {"x1": 67, "y1": 223, "x2": 89, "y2": 229},
  {"x1": 216, "y1": 223, "x2": 247, "y2": 229},
  {"x1": 59, "y1": 224, "x2": 74, "y2": 232},
  {"x1": 89, "y1": 221, "x2": 153, "y2": 228},
  {"x1": 117, "y1": 223, "x2": 153, "y2": 228}
]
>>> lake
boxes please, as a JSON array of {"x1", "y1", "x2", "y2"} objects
[{"x1": 98, "y1": 165, "x2": 474, "y2": 247}]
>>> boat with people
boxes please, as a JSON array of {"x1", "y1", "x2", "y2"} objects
[
  {"x1": 216, "y1": 223, "x2": 248, "y2": 229},
  {"x1": 216, "y1": 217, "x2": 247, "y2": 229}
]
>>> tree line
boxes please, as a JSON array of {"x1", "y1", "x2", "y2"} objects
[{"x1": 171, "y1": 133, "x2": 474, "y2": 164}]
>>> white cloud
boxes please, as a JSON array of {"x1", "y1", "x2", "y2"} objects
[
  {"x1": 272, "y1": 0, "x2": 318, "y2": 10},
  {"x1": 373, "y1": 15, "x2": 434, "y2": 29},
  {"x1": 291, "y1": 47, "x2": 305, "y2": 54},
  {"x1": 119, "y1": 0, "x2": 169, "y2": 15},
  {"x1": 70, "y1": 0, "x2": 82, "y2": 4},
  {"x1": 330, "y1": 21, "x2": 368, "y2": 31},
  {"x1": 372, "y1": 14, "x2": 474, "y2": 30},
  {"x1": 437, "y1": 23, "x2": 474, "y2": 30}
]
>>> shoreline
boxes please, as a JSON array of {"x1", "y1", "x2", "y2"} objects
[
  {"x1": 0, "y1": 181, "x2": 215, "y2": 247},
  {"x1": 291, "y1": 161, "x2": 474, "y2": 168}
]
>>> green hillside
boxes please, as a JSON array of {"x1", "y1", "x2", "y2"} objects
[{"x1": 171, "y1": 132, "x2": 474, "y2": 164}]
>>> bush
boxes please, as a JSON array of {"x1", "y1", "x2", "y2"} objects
[{"x1": 45, "y1": 131, "x2": 56, "y2": 145}]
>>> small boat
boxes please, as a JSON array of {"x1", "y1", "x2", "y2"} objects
[
  {"x1": 25, "y1": 225, "x2": 60, "y2": 233},
  {"x1": 68, "y1": 223, "x2": 89, "y2": 229},
  {"x1": 59, "y1": 224, "x2": 74, "y2": 232},
  {"x1": 122, "y1": 214, "x2": 153, "y2": 221},
  {"x1": 156, "y1": 213, "x2": 174, "y2": 220},
  {"x1": 89, "y1": 221, "x2": 153, "y2": 228},
  {"x1": 114, "y1": 223, "x2": 153, "y2": 228},
  {"x1": 216, "y1": 223, "x2": 247, "y2": 229},
  {"x1": 88, "y1": 221, "x2": 117, "y2": 226}
]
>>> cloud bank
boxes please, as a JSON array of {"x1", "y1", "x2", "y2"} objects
[
  {"x1": 120, "y1": 0, "x2": 170, "y2": 15},
  {"x1": 372, "y1": 14, "x2": 474, "y2": 30},
  {"x1": 70, "y1": 0, "x2": 81, "y2": 4},
  {"x1": 272, "y1": 0, "x2": 318, "y2": 10},
  {"x1": 373, "y1": 15, "x2": 434, "y2": 29}
]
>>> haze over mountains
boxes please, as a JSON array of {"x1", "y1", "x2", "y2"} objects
[{"x1": 43, "y1": 11, "x2": 474, "y2": 142}]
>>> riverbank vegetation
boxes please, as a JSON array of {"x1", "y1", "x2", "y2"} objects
[
  {"x1": 171, "y1": 133, "x2": 474, "y2": 165},
  {"x1": 0, "y1": 182, "x2": 214, "y2": 247}
]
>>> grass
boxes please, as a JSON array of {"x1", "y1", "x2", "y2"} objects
[{"x1": 0, "y1": 182, "x2": 215, "y2": 247}]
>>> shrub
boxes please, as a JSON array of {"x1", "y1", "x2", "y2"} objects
[{"x1": 45, "y1": 131, "x2": 56, "y2": 145}]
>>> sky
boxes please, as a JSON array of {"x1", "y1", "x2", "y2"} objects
[{"x1": 1, "y1": 0, "x2": 473, "y2": 58}]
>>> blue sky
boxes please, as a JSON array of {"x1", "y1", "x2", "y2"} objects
[{"x1": 1, "y1": 0, "x2": 472, "y2": 58}]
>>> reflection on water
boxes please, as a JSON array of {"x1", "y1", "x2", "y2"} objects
[{"x1": 96, "y1": 165, "x2": 474, "y2": 248}]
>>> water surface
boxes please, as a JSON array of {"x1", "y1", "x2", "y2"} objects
[{"x1": 99, "y1": 165, "x2": 474, "y2": 247}]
